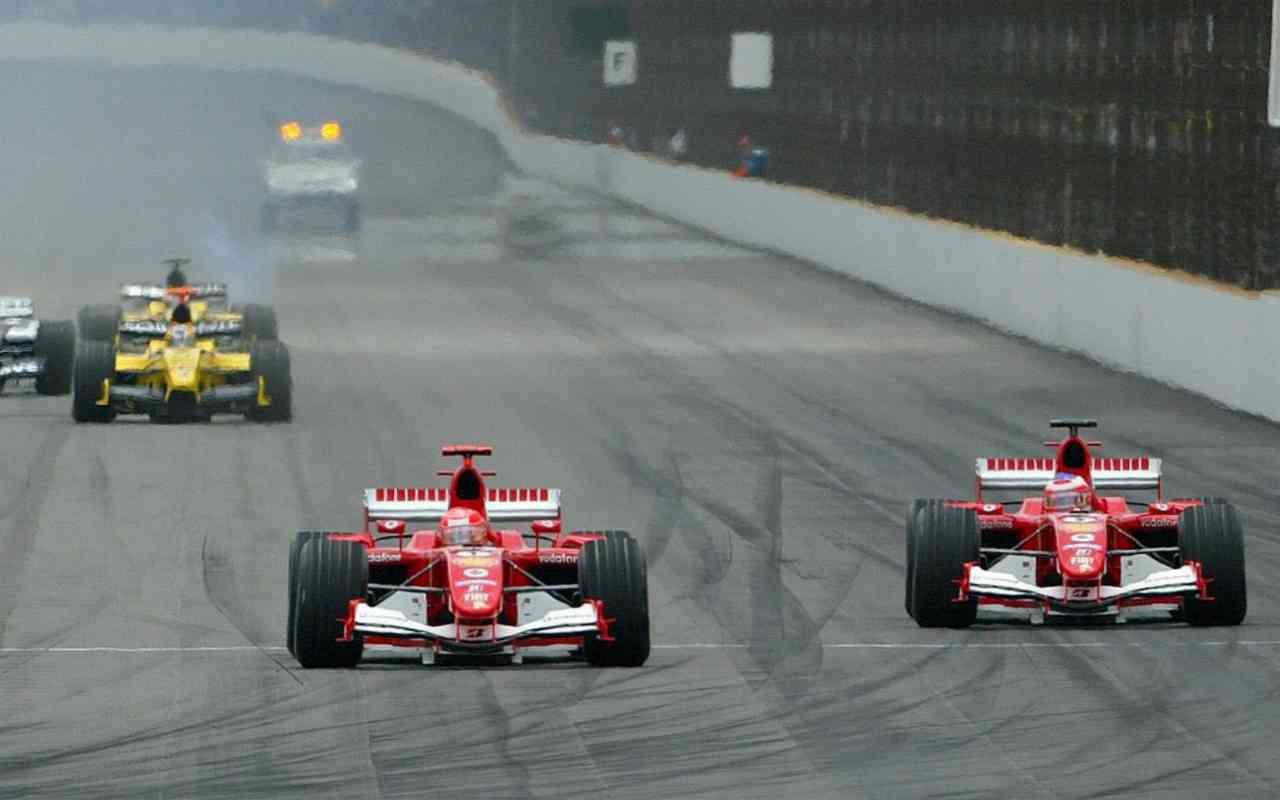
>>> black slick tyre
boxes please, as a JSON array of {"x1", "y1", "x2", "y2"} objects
[
  {"x1": 287, "y1": 531, "x2": 324, "y2": 656},
  {"x1": 247, "y1": 341, "x2": 291, "y2": 422},
  {"x1": 77, "y1": 304, "x2": 120, "y2": 342},
  {"x1": 905, "y1": 499, "x2": 945, "y2": 619},
  {"x1": 910, "y1": 504, "x2": 979, "y2": 628},
  {"x1": 71, "y1": 340, "x2": 115, "y2": 423},
  {"x1": 292, "y1": 536, "x2": 367, "y2": 668},
  {"x1": 239, "y1": 303, "x2": 279, "y2": 342},
  {"x1": 578, "y1": 531, "x2": 649, "y2": 666},
  {"x1": 1180, "y1": 503, "x2": 1247, "y2": 626},
  {"x1": 34, "y1": 319, "x2": 75, "y2": 395}
]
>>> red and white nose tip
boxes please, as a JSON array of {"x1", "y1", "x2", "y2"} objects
[
  {"x1": 446, "y1": 548, "x2": 503, "y2": 619},
  {"x1": 1055, "y1": 521, "x2": 1107, "y2": 581}
]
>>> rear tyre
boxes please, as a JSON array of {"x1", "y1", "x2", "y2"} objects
[
  {"x1": 239, "y1": 303, "x2": 279, "y2": 342},
  {"x1": 247, "y1": 341, "x2": 291, "y2": 422},
  {"x1": 287, "y1": 531, "x2": 324, "y2": 656},
  {"x1": 34, "y1": 319, "x2": 75, "y2": 395},
  {"x1": 1180, "y1": 503, "x2": 1247, "y2": 626},
  {"x1": 910, "y1": 504, "x2": 979, "y2": 628},
  {"x1": 71, "y1": 341, "x2": 115, "y2": 423},
  {"x1": 578, "y1": 531, "x2": 649, "y2": 666},
  {"x1": 77, "y1": 304, "x2": 119, "y2": 342},
  {"x1": 293, "y1": 536, "x2": 367, "y2": 668}
]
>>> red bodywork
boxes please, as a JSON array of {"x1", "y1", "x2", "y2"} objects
[
  {"x1": 943, "y1": 429, "x2": 1209, "y2": 617},
  {"x1": 328, "y1": 444, "x2": 614, "y2": 656}
]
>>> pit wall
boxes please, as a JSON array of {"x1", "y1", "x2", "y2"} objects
[{"x1": 4, "y1": 22, "x2": 1279, "y2": 420}]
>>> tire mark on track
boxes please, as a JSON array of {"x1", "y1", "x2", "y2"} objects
[
  {"x1": 200, "y1": 532, "x2": 303, "y2": 687},
  {"x1": 0, "y1": 422, "x2": 70, "y2": 644},
  {"x1": 1052, "y1": 640, "x2": 1275, "y2": 797}
]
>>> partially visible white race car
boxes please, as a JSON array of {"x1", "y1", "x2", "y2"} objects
[
  {"x1": 0, "y1": 296, "x2": 75, "y2": 396},
  {"x1": 261, "y1": 121, "x2": 361, "y2": 233}
]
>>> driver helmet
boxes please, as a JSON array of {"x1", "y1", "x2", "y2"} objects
[
  {"x1": 439, "y1": 507, "x2": 490, "y2": 546},
  {"x1": 166, "y1": 266, "x2": 188, "y2": 288},
  {"x1": 169, "y1": 324, "x2": 194, "y2": 348},
  {"x1": 1043, "y1": 475, "x2": 1093, "y2": 513}
]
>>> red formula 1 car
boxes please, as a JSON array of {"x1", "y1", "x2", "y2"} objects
[
  {"x1": 906, "y1": 419, "x2": 1247, "y2": 627},
  {"x1": 287, "y1": 444, "x2": 650, "y2": 667}
]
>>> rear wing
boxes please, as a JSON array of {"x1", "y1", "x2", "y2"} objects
[
  {"x1": 121, "y1": 284, "x2": 166, "y2": 301},
  {"x1": 120, "y1": 283, "x2": 226, "y2": 301},
  {"x1": 119, "y1": 319, "x2": 167, "y2": 337},
  {"x1": 975, "y1": 457, "x2": 1162, "y2": 492},
  {"x1": 363, "y1": 487, "x2": 561, "y2": 525}
]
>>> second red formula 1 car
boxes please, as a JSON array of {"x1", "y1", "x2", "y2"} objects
[
  {"x1": 906, "y1": 419, "x2": 1246, "y2": 627},
  {"x1": 287, "y1": 444, "x2": 650, "y2": 668}
]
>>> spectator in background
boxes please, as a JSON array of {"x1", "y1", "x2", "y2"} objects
[
  {"x1": 734, "y1": 134, "x2": 769, "y2": 178},
  {"x1": 668, "y1": 128, "x2": 688, "y2": 160},
  {"x1": 607, "y1": 121, "x2": 626, "y2": 148}
]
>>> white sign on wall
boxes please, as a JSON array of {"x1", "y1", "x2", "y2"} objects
[
  {"x1": 604, "y1": 40, "x2": 637, "y2": 87},
  {"x1": 730, "y1": 32, "x2": 773, "y2": 89}
]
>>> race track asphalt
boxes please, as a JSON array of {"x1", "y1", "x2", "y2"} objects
[{"x1": 2, "y1": 63, "x2": 1280, "y2": 800}]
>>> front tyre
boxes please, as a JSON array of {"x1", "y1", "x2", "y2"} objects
[
  {"x1": 1180, "y1": 503, "x2": 1247, "y2": 626},
  {"x1": 292, "y1": 536, "x2": 367, "y2": 668},
  {"x1": 905, "y1": 499, "x2": 945, "y2": 619},
  {"x1": 578, "y1": 531, "x2": 649, "y2": 666},
  {"x1": 287, "y1": 531, "x2": 324, "y2": 657},
  {"x1": 34, "y1": 319, "x2": 75, "y2": 395},
  {"x1": 910, "y1": 504, "x2": 978, "y2": 628},
  {"x1": 247, "y1": 340, "x2": 291, "y2": 422},
  {"x1": 71, "y1": 341, "x2": 115, "y2": 423}
]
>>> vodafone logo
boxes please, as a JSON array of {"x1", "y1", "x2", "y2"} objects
[{"x1": 538, "y1": 552, "x2": 578, "y2": 565}]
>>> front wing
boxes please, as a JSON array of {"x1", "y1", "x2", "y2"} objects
[
  {"x1": 347, "y1": 602, "x2": 600, "y2": 652},
  {"x1": 104, "y1": 381, "x2": 262, "y2": 413},
  {"x1": 965, "y1": 562, "x2": 1203, "y2": 612}
]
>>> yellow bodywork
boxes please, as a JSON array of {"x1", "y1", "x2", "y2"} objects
[{"x1": 111, "y1": 333, "x2": 258, "y2": 405}]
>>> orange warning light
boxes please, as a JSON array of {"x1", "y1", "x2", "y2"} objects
[
  {"x1": 280, "y1": 121, "x2": 302, "y2": 141},
  {"x1": 320, "y1": 121, "x2": 342, "y2": 141}
]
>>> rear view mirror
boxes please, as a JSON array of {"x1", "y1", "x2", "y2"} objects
[{"x1": 531, "y1": 520, "x2": 561, "y2": 536}]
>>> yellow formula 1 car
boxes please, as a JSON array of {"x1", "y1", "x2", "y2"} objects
[
  {"x1": 71, "y1": 304, "x2": 291, "y2": 423},
  {"x1": 78, "y1": 259, "x2": 278, "y2": 343}
]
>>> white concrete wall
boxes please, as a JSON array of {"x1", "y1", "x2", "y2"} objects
[{"x1": 3, "y1": 22, "x2": 1278, "y2": 419}]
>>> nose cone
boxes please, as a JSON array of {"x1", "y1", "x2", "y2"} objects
[
  {"x1": 446, "y1": 548, "x2": 504, "y2": 620},
  {"x1": 1054, "y1": 515, "x2": 1108, "y2": 580},
  {"x1": 163, "y1": 349, "x2": 201, "y2": 391}
]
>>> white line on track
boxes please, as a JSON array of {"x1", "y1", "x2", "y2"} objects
[
  {"x1": 0, "y1": 646, "x2": 289, "y2": 653},
  {"x1": 3, "y1": 641, "x2": 1280, "y2": 654}
]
